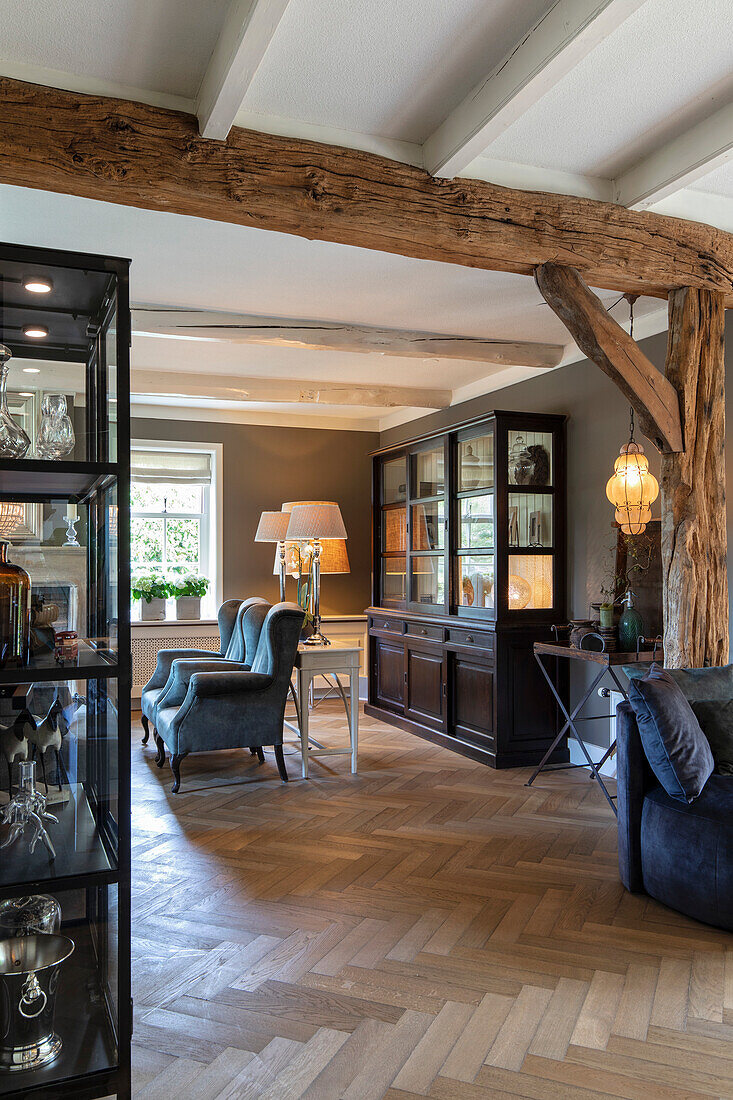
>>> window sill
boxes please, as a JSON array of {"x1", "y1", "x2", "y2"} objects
[{"x1": 131, "y1": 618, "x2": 218, "y2": 627}]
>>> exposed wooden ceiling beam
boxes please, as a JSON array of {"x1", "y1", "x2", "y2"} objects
[
  {"x1": 423, "y1": 0, "x2": 648, "y2": 179},
  {"x1": 535, "y1": 262, "x2": 683, "y2": 453},
  {"x1": 614, "y1": 100, "x2": 733, "y2": 209},
  {"x1": 131, "y1": 369, "x2": 451, "y2": 409},
  {"x1": 196, "y1": 0, "x2": 291, "y2": 140},
  {"x1": 1, "y1": 78, "x2": 733, "y2": 303},
  {"x1": 132, "y1": 308, "x2": 564, "y2": 368}
]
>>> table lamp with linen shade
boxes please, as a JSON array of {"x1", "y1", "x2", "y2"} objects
[
  {"x1": 279, "y1": 500, "x2": 350, "y2": 578},
  {"x1": 285, "y1": 503, "x2": 348, "y2": 645},
  {"x1": 254, "y1": 510, "x2": 291, "y2": 600}
]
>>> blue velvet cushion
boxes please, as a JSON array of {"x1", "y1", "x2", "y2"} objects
[
  {"x1": 627, "y1": 665, "x2": 714, "y2": 803},
  {"x1": 690, "y1": 700, "x2": 733, "y2": 776},
  {"x1": 666, "y1": 664, "x2": 733, "y2": 702}
]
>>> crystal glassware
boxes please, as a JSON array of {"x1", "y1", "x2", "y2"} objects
[
  {"x1": 35, "y1": 394, "x2": 74, "y2": 459},
  {"x1": 0, "y1": 347, "x2": 31, "y2": 460}
]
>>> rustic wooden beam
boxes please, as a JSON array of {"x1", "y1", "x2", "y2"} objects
[
  {"x1": 131, "y1": 308, "x2": 564, "y2": 368},
  {"x1": 534, "y1": 263, "x2": 683, "y2": 453},
  {"x1": 131, "y1": 369, "x2": 452, "y2": 409},
  {"x1": 661, "y1": 288, "x2": 728, "y2": 667},
  {"x1": 2, "y1": 78, "x2": 733, "y2": 303}
]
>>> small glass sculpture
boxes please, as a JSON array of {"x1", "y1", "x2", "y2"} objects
[
  {"x1": 0, "y1": 347, "x2": 31, "y2": 459},
  {"x1": 35, "y1": 394, "x2": 75, "y2": 459},
  {"x1": 0, "y1": 761, "x2": 58, "y2": 861}
]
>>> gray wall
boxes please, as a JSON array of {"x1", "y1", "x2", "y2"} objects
[{"x1": 131, "y1": 417, "x2": 378, "y2": 615}]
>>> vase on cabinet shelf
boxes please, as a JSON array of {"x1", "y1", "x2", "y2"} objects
[
  {"x1": 0, "y1": 540, "x2": 31, "y2": 668},
  {"x1": 0, "y1": 347, "x2": 31, "y2": 459}
]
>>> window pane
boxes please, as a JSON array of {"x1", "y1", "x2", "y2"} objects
[
  {"x1": 382, "y1": 506, "x2": 406, "y2": 552},
  {"x1": 166, "y1": 518, "x2": 200, "y2": 570},
  {"x1": 508, "y1": 492, "x2": 553, "y2": 548},
  {"x1": 131, "y1": 483, "x2": 166, "y2": 512},
  {"x1": 382, "y1": 457, "x2": 406, "y2": 504},
  {"x1": 412, "y1": 502, "x2": 444, "y2": 550},
  {"x1": 460, "y1": 495, "x2": 494, "y2": 550},
  {"x1": 412, "y1": 448, "x2": 444, "y2": 498},
  {"x1": 411, "y1": 555, "x2": 444, "y2": 605},
  {"x1": 162, "y1": 485, "x2": 202, "y2": 513},
  {"x1": 131, "y1": 517, "x2": 163, "y2": 569},
  {"x1": 459, "y1": 433, "x2": 493, "y2": 492},
  {"x1": 508, "y1": 430, "x2": 553, "y2": 487},
  {"x1": 458, "y1": 555, "x2": 494, "y2": 610},
  {"x1": 382, "y1": 557, "x2": 406, "y2": 602},
  {"x1": 508, "y1": 554, "x2": 553, "y2": 609}
]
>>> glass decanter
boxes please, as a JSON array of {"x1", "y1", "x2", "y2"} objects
[
  {"x1": 0, "y1": 346, "x2": 31, "y2": 459},
  {"x1": 35, "y1": 394, "x2": 74, "y2": 459}
]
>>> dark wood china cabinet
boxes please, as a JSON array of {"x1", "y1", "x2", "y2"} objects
[{"x1": 367, "y1": 410, "x2": 568, "y2": 768}]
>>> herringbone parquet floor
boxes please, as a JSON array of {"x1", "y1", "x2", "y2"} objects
[{"x1": 131, "y1": 703, "x2": 733, "y2": 1099}]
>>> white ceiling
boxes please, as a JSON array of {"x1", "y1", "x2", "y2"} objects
[{"x1": 0, "y1": 0, "x2": 731, "y2": 429}]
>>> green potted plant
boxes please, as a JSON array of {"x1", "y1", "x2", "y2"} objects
[
  {"x1": 132, "y1": 573, "x2": 170, "y2": 621},
  {"x1": 170, "y1": 573, "x2": 209, "y2": 620}
]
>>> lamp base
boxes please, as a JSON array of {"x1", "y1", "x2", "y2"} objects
[{"x1": 303, "y1": 630, "x2": 331, "y2": 646}]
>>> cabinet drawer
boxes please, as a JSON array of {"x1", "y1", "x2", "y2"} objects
[
  {"x1": 370, "y1": 616, "x2": 404, "y2": 635},
  {"x1": 405, "y1": 622, "x2": 444, "y2": 642},
  {"x1": 448, "y1": 627, "x2": 494, "y2": 653}
]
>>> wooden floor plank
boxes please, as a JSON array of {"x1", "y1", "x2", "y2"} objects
[{"x1": 129, "y1": 705, "x2": 733, "y2": 1100}]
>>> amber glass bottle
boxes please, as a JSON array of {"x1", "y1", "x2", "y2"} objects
[{"x1": 0, "y1": 541, "x2": 31, "y2": 667}]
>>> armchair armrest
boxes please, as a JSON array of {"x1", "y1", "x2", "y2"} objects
[
  {"x1": 156, "y1": 659, "x2": 249, "y2": 713},
  {"x1": 143, "y1": 647, "x2": 221, "y2": 692},
  {"x1": 616, "y1": 701, "x2": 654, "y2": 893},
  {"x1": 188, "y1": 670, "x2": 274, "y2": 698}
]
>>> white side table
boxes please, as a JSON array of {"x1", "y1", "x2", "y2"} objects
[{"x1": 285, "y1": 643, "x2": 360, "y2": 779}]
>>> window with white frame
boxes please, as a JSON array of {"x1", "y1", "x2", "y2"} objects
[{"x1": 130, "y1": 443, "x2": 219, "y2": 618}]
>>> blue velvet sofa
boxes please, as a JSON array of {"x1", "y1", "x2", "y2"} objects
[
  {"x1": 154, "y1": 602, "x2": 304, "y2": 793},
  {"x1": 616, "y1": 700, "x2": 733, "y2": 932}
]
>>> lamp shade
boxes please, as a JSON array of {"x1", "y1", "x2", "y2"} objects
[
  {"x1": 605, "y1": 441, "x2": 659, "y2": 535},
  {"x1": 254, "y1": 511, "x2": 290, "y2": 543},
  {"x1": 274, "y1": 501, "x2": 350, "y2": 576},
  {"x1": 286, "y1": 503, "x2": 347, "y2": 541}
]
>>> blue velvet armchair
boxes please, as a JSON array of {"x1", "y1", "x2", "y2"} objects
[
  {"x1": 155, "y1": 602, "x2": 304, "y2": 792},
  {"x1": 140, "y1": 597, "x2": 267, "y2": 745},
  {"x1": 617, "y1": 701, "x2": 733, "y2": 932}
]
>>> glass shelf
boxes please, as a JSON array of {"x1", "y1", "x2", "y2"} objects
[{"x1": 0, "y1": 461, "x2": 117, "y2": 500}]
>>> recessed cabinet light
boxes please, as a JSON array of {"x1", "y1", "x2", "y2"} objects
[
  {"x1": 22, "y1": 367, "x2": 41, "y2": 374},
  {"x1": 23, "y1": 276, "x2": 53, "y2": 294},
  {"x1": 23, "y1": 325, "x2": 48, "y2": 339},
  {"x1": 18, "y1": 392, "x2": 33, "y2": 397}
]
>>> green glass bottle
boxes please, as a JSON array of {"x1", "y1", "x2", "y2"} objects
[{"x1": 619, "y1": 590, "x2": 644, "y2": 653}]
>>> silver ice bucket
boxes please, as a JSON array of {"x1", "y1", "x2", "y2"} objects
[{"x1": 0, "y1": 933, "x2": 74, "y2": 1072}]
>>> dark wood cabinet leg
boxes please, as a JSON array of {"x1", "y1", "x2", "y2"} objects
[
  {"x1": 170, "y1": 752, "x2": 188, "y2": 794},
  {"x1": 274, "y1": 744, "x2": 289, "y2": 782},
  {"x1": 255, "y1": 747, "x2": 265, "y2": 764},
  {"x1": 141, "y1": 713, "x2": 150, "y2": 744}
]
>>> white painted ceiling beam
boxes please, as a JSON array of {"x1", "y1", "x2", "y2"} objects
[
  {"x1": 614, "y1": 100, "x2": 733, "y2": 209},
  {"x1": 132, "y1": 309, "x2": 565, "y2": 369},
  {"x1": 131, "y1": 369, "x2": 451, "y2": 410},
  {"x1": 423, "y1": 0, "x2": 649, "y2": 179},
  {"x1": 196, "y1": 0, "x2": 291, "y2": 140}
]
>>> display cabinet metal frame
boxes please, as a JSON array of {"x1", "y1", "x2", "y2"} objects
[
  {"x1": 367, "y1": 410, "x2": 568, "y2": 769},
  {"x1": 0, "y1": 241, "x2": 131, "y2": 1099}
]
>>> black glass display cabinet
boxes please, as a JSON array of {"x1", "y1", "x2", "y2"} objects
[
  {"x1": 367, "y1": 411, "x2": 568, "y2": 768},
  {"x1": 0, "y1": 242, "x2": 131, "y2": 1099}
]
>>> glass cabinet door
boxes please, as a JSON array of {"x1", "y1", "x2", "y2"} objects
[
  {"x1": 408, "y1": 444, "x2": 446, "y2": 610},
  {"x1": 455, "y1": 429, "x2": 495, "y2": 615},
  {"x1": 380, "y1": 455, "x2": 407, "y2": 605},
  {"x1": 505, "y1": 425, "x2": 556, "y2": 612}
]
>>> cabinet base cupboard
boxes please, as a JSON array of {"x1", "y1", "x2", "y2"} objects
[{"x1": 367, "y1": 411, "x2": 568, "y2": 768}]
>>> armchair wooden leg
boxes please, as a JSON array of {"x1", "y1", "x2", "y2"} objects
[
  {"x1": 153, "y1": 731, "x2": 166, "y2": 768},
  {"x1": 255, "y1": 747, "x2": 265, "y2": 764},
  {"x1": 274, "y1": 744, "x2": 289, "y2": 783},
  {"x1": 141, "y1": 713, "x2": 150, "y2": 745},
  {"x1": 171, "y1": 752, "x2": 188, "y2": 794}
]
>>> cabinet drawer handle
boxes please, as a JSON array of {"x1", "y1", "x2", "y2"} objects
[
  {"x1": 383, "y1": 622, "x2": 390, "y2": 629},
  {"x1": 420, "y1": 628, "x2": 427, "y2": 635},
  {"x1": 466, "y1": 635, "x2": 474, "y2": 643}
]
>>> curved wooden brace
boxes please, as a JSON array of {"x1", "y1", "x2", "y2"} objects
[{"x1": 535, "y1": 263, "x2": 684, "y2": 453}]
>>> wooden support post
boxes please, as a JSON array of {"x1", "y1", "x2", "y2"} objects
[{"x1": 661, "y1": 288, "x2": 728, "y2": 667}]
